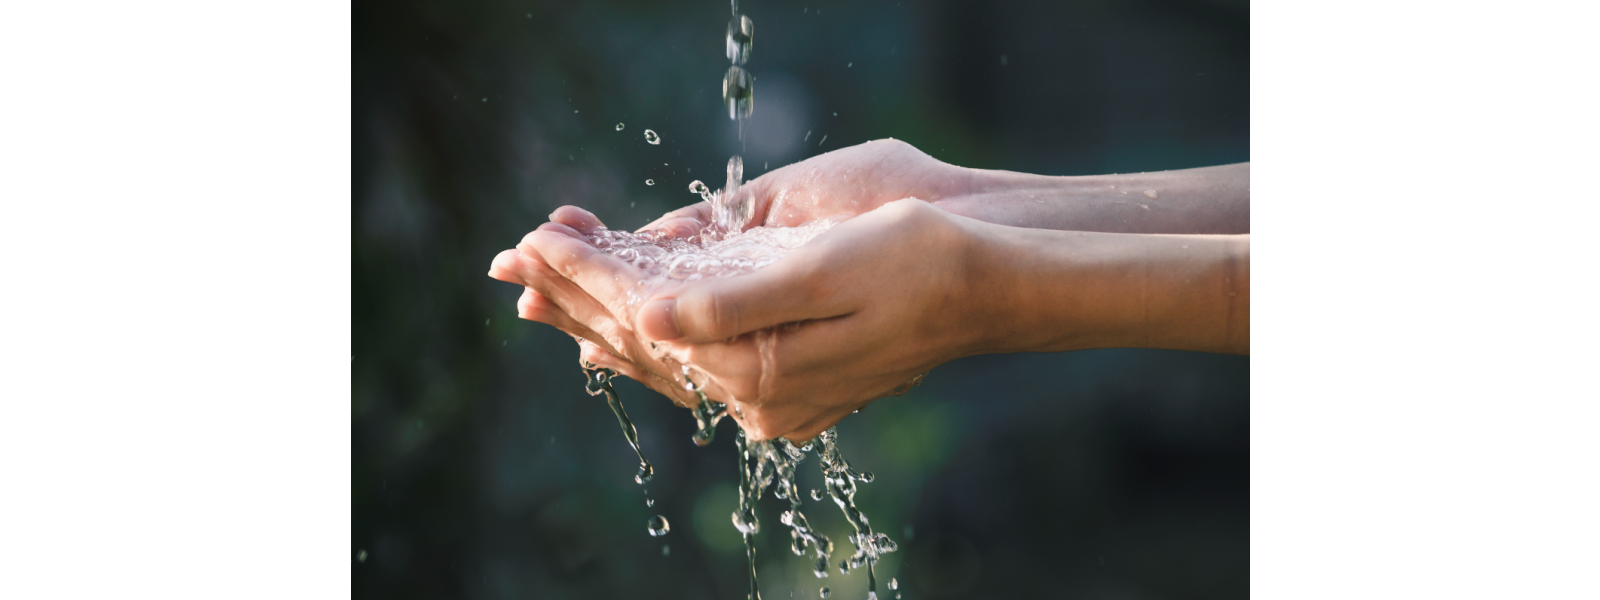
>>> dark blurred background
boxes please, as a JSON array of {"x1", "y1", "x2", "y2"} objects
[{"x1": 353, "y1": 0, "x2": 1248, "y2": 598}]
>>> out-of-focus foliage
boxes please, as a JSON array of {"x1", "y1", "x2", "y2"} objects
[{"x1": 353, "y1": 0, "x2": 1248, "y2": 598}]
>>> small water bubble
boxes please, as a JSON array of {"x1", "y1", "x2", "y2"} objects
[
  {"x1": 847, "y1": 62, "x2": 852, "y2": 68},
  {"x1": 647, "y1": 497, "x2": 656, "y2": 507},
  {"x1": 356, "y1": 549, "x2": 367, "y2": 563},
  {"x1": 818, "y1": 134, "x2": 827, "y2": 146},
  {"x1": 663, "y1": 544, "x2": 671, "y2": 556},
  {"x1": 481, "y1": 97, "x2": 487, "y2": 102},
  {"x1": 722, "y1": 66, "x2": 755, "y2": 120},
  {"x1": 857, "y1": 472, "x2": 875, "y2": 483},
  {"x1": 1001, "y1": 54, "x2": 1008, "y2": 66},
  {"x1": 644, "y1": 129, "x2": 661, "y2": 144},
  {"x1": 1144, "y1": 189, "x2": 1159, "y2": 199},
  {"x1": 646, "y1": 179, "x2": 655, "y2": 186},
  {"x1": 615, "y1": 122, "x2": 625, "y2": 131},
  {"x1": 810, "y1": 489, "x2": 823, "y2": 501},
  {"x1": 819, "y1": 587, "x2": 831, "y2": 598},
  {"x1": 727, "y1": 14, "x2": 754, "y2": 65},
  {"x1": 648, "y1": 515, "x2": 671, "y2": 537}
]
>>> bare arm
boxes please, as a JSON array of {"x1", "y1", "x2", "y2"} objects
[{"x1": 935, "y1": 162, "x2": 1250, "y2": 235}]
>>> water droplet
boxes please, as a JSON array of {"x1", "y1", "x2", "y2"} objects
[
  {"x1": 646, "y1": 179, "x2": 655, "y2": 186},
  {"x1": 1001, "y1": 54, "x2": 1008, "y2": 66},
  {"x1": 688, "y1": 180, "x2": 712, "y2": 202},
  {"x1": 644, "y1": 129, "x2": 661, "y2": 144},
  {"x1": 723, "y1": 66, "x2": 755, "y2": 120},
  {"x1": 526, "y1": 13, "x2": 531, "y2": 18},
  {"x1": 615, "y1": 122, "x2": 625, "y2": 131},
  {"x1": 810, "y1": 489, "x2": 823, "y2": 501},
  {"x1": 818, "y1": 134, "x2": 828, "y2": 146},
  {"x1": 481, "y1": 97, "x2": 487, "y2": 102},
  {"x1": 648, "y1": 515, "x2": 671, "y2": 537},
  {"x1": 819, "y1": 587, "x2": 831, "y2": 598},
  {"x1": 646, "y1": 497, "x2": 656, "y2": 507},
  {"x1": 889, "y1": 578, "x2": 898, "y2": 590},
  {"x1": 804, "y1": 130, "x2": 812, "y2": 141},
  {"x1": 662, "y1": 544, "x2": 671, "y2": 556},
  {"x1": 857, "y1": 472, "x2": 875, "y2": 483},
  {"x1": 356, "y1": 549, "x2": 367, "y2": 563},
  {"x1": 847, "y1": 62, "x2": 852, "y2": 68},
  {"x1": 1144, "y1": 189, "x2": 1159, "y2": 199},
  {"x1": 727, "y1": 14, "x2": 754, "y2": 65}
]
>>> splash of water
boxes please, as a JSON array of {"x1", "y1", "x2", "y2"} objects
[{"x1": 584, "y1": 366, "x2": 653, "y2": 484}]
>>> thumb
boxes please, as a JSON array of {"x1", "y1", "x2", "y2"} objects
[{"x1": 634, "y1": 259, "x2": 850, "y2": 343}]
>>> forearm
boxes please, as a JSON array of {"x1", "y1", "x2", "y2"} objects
[
  {"x1": 935, "y1": 163, "x2": 1250, "y2": 235},
  {"x1": 965, "y1": 223, "x2": 1249, "y2": 355}
]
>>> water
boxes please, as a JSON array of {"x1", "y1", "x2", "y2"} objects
[
  {"x1": 727, "y1": 14, "x2": 754, "y2": 65},
  {"x1": 584, "y1": 366, "x2": 653, "y2": 484},
  {"x1": 564, "y1": 1, "x2": 901, "y2": 597},
  {"x1": 820, "y1": 588, "x2": 831, "y2": 598},
  {"x1": 648, "y1": 515, "x2": 671, "y2": 537},
  {"x1": 646, "y1": 179, "x2": 655, "y2": 186},
  {"x1": 723, "y1": 65, "x2": 755, "y2": 122}
]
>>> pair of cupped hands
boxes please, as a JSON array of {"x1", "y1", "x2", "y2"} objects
[{"x1": 490, "y1": 139, "x2": 1048, "y2": 443}]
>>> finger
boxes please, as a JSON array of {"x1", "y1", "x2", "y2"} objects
[
  {"x1": 638, "y1": 201, "x2": 710, "y2": 237},
  {"x1": 519, "y1": 229, "x2": 643, "y2": 320},
  {"x1": 549, "y1": 205, "x2": 605, "y2": 234},
  {"x1": 634, "y1": 250, "x2": 853, "y2": 343},
  {"x1": 518, "y1": 288, "x2": 633, "y2": 358},
  {"x1": 488, "y1": 248, "x2": 526, "y2": 285},
  {"x1": 497, "y1": 245, "x2": 634, "y2": 352}
]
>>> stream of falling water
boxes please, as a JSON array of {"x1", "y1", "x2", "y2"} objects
[{"x1": 566, "y1": 1, "x2": 899, "y2": 598}]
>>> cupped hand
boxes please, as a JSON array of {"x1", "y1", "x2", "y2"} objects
[
  {"x1": 637, "y1": 138, "x2": 974, "y2": 238},
  {"x1": 507, "y1": 198, "x2": 996, "y2": 443}
]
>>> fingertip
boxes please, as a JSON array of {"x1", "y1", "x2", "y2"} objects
[
  {"x1": 489, "y1": 249, "x2": 527, "y2": 284},
  {"x1": 550, "y1": 205, "x2": 603, "y2": 232}
]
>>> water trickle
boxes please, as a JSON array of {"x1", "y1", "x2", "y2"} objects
[
  {"x1": 649, "y1": 515, "x2": 671, "y2": 537},
  {"x1": 727, "y1": 14, "x2": 754, "y2": 65},
  {"x1": 645, "y1": 129, "x2": 661, "y2": 144},
  {"x1": 723, "y1": 66, "x2": 755, "y2": 121},
  {"x1": 616, "y1": 122, "x2": 626, "y2": 131},
  {"x1": 709, "y1": 155, "x2": 755, "y2": 237},
  {"x1": 585, "y1": 367, "x2": 653, "y2": 484}
]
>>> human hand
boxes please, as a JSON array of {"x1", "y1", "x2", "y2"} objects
[
  {"x1": 637, "y1": 138, "x2": 975, "y2": 239},
  {"x1": 497, "y1": 198, "x2": 996, "y2": 442}
]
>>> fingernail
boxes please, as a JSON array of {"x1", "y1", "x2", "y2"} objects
[{"x1": 638, "y1": 298, "x2": 681, "y2": 341}]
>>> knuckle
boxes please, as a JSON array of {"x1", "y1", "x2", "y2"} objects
[{"x1": 702, "y1": 291, "x2": 741, "y2": 339}]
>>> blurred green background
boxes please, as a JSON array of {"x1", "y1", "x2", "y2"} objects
[{"x1": 353, "y1": 0, "x2": 1248, "y2": 598}]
